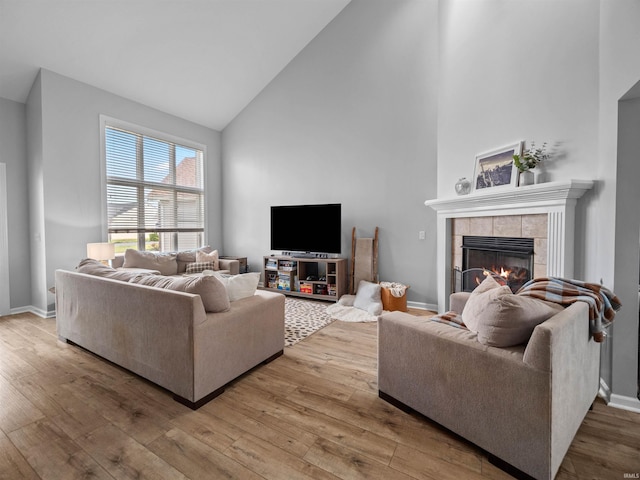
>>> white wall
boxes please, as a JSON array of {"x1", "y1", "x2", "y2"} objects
[
  {"x1": 438, "y1": 0, "x2": 640, "y2": 406},
  {"x1": 222, "y1": 0, "x2": 439, "y2": 307},
  {"x1": 26, "y1": 69, "x2": 222, "y2": 314},
  {"x1": 0, "y1": 164, "x2": 9, "y2": 315},
  {"x1": 26, "y1": 74, "x2": 46, "y2": 314},
  {"x1": 0, "y1": 97, "x2": 31, "y2": 310},
  {"x1": 438, "y1": 0, "x2": 600, "y2": 279}
]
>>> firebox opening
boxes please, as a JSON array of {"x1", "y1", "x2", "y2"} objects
[{"x1": 461, "y1": 236, "x2": 535, "y2": 293}]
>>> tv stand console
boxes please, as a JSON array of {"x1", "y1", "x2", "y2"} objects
[{"x1": 263, "y1": 255, "x2": 347, "y2": 301}]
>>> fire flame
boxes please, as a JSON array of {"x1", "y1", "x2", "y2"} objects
[{"x1": 476, "y1": 267, "x2": 519, "y2": 286}]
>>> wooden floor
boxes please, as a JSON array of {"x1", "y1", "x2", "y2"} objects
[{"x1": 1, "y1": 312, "x2": 639, "y2": 479}]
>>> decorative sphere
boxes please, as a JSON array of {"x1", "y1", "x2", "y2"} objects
[{"x1": 455, "y1": 177, "x2": 471, "y2": 195}]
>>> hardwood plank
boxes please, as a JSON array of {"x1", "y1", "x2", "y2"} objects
[
  {"x1": 7, "y1": 419, "x2": 112, "y2": 480},
  {"x1": 258, "y1": 357, "x2": 355, "y2": 401},
  {"x1": 225, "y1": 434, "x2": 340, "y2": 480},
  {"x1": 80, "y1": 424, "x2": 187, "y2": 479},
  {"x1": 389, "y1": 443, "x2": 488, "y2": 480},
  {"x1": 225, "y1": 382, "x2": 399, "y2": 465},
  {"x1": 74, "y1": 375, "x2": 175, "y2": 445},
  {"x1": 0, "y1": 343, "x2": 39, "y2": 381},
  {"x1": 0, "y1": 375, "x2": 45, "y2": 434},
  {"x1": 0, "y1": 430, "x2": 39, "y2": 480},
  {"x1": 199, "y1": 397, "x2": 314, "y2": 457},
  {"x1": 168, "y1": 409, "x2": 244, "y2": 453},
  {"x1": 211, "y1": 393, "x2": 320, "y2": 453},
  {"x1": 304, "y1": 436, "x2": 414, "y2": 480},
  {"x1": 277, "y1": 350, "x2": 378, "y2": 394},
  {"x1": 287, "y1": 386, "x2": 482, "y2": 468},
  {"x1": 148, "y1": 427, "x2": 264, "y2": 480}
]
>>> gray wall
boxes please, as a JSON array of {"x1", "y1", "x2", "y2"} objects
[
  {"x1": 0, "y1": 97, "x2": 31, "y2": 309},
  {"x1": 613, "y1": 92, "x2": 640, "y2": 404},
  {"x1": 222, "y1": 0, "x2": 439, "y2": 307},
  {"x1": 25, "y1": 69, "x2": 222, "y2": 314},
  {"x1": 600, "y1": 0, "x2": 640, "y2": 407}
]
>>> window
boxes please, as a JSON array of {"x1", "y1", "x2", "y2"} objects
[{"x1": 103, "y1": 121, "x2": 205, "y2": 253}]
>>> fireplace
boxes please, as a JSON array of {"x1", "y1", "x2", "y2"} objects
[{"x1": 459, "y1": 236, "x2": 534, "y2": 292}]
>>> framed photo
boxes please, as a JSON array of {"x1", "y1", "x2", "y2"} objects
[{"x1": 473, "y1": 141, "x2": 522, "y2": 191}]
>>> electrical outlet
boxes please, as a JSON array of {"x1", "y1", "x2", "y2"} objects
[{"x1": 418, "y1": 230, "x2": 426, "y2": 240}]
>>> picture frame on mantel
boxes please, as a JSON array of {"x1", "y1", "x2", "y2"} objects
[{"x1": 473, "y1": 141, "x2": 522, "y2": 191}]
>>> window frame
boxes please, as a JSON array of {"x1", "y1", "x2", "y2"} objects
[{"x1": 99, "y1": 115, "x2": 208, "y2": 251}]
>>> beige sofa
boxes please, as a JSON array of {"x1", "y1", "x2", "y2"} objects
[
  {"x1": 55, "y1": 268, "x2": 285, "y2": 409},
  {"x1": 378, "y1": 292, "x2": 600, "y2": 480},
  {"x1": 110, "y1": 248, "x2": 240, "y2": 275}
]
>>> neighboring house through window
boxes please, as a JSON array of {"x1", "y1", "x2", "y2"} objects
[{"x1": 101, "y1": 117, "x2": 206, "y2": 253}]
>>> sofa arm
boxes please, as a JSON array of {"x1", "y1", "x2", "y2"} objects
[
  {"x1": 219, "y1": 258, "x2": 239, "y2": 275},
  {"x1": 523, "y1": 302, "x2": 597, "y2": 372},
  {"x1": 449, "y1": 291, "x2": 471, "y2": 314}
]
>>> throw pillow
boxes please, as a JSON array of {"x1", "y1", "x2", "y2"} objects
[
  {"x1": 177, "y1": 246, "x2": 213, "y2": 272},
  {"x1": 475, "y1": 294, "x2": 564, "y2": 347},
  {"x1": 185, "y1": 261, "x2": 217, "y2": 274},
  {"x1": 122, "y1": 249, "x2": 178, "y2": 276},
  {"x1": 129, "y1": 273, "x2": 230, "y2": 313},
  {"x1": 461, "y1": 275, "x2": 511, "y2": 333},
  {"x1": 196, "y1": 249, "x2": 219, "y2": 270},
  {"x1": 353, "y1": 280, "x2": 383, "y2": 316},
  {"x1": 217, "y1": 272, "x2": 260, "y2": 302}
]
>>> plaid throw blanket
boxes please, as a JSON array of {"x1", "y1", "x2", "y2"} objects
[{"x1": 516, "y1": 277, "x2": 621, "y2": 342}]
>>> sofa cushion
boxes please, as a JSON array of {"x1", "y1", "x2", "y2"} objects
[
  {"x1": 185, "y1": 262, "x2": 217, "y2": 274},
  {"x1": 475, "y1": 294, "x2": 564, "y2": 347},
  {"x1": 196, "y1": 249, "x2": 219, "y2": 270},
  {"x1": 461, "y1": 275, "x2": 511, "y2": 332},
  {"x1": 123, "y1": 249, "x2": 178, "y2": 276},
  {"x1": 216, "y1": 272, "x2": 260, "y2": 302},
  {"x1": 129, "y1": 273, "x2": 230, "y2": 313},
  {"x1": 77, "y1": 258, "x2": 146, "y2": 282},
  {"x1": 353, "y1": 280, "x2": 383, "y2": 316},
  {"x1": 176, "y1": 246, "x2": 211, "y2": 272}
]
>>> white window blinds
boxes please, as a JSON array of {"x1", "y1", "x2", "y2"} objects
[{"x1": 105, "y1": 124, "x2": 205, "y2": 252}]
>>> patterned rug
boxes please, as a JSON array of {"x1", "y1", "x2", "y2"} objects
[{"x1": 284, "y1": 298, "x2": 335, "y2": 347}]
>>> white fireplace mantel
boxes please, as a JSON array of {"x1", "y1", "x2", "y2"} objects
[{"x1": 426, "y1": 179, "x2": 594, "y2": 312}]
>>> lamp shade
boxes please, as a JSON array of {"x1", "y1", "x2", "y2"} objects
[{"x1": 86, "y1": 242, "x2": 115, "y2": 261}]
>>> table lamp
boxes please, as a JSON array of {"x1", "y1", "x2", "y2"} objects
[{"x1": 86, "y1": 242, "x2": 115, "y2": 266}]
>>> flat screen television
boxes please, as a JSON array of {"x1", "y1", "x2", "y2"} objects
[{"x1": 270, "y1": 203, "x2": 342, "y2": 255}]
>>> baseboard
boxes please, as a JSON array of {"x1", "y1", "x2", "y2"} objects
[
  {"x1": 608, "y1": 393, "x2": 640, "y2": 413},
  {"x1": 406, "y1": 300, "x2": 438, "y2": 312},
  {"x1": 9, "y1": 305, "x2": 55, "y2": 318}
]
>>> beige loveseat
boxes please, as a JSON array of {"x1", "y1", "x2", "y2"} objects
[
  {"x1": 378, "y1": 291, "x2": 600, "y2": 480},
  {"x1": 55, "y1": 262, "x2": 285, "y2": 409}
]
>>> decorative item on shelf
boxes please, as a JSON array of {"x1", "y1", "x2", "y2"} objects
[
  {"x1": 513, "y1": 141, "x2": 549, "y2": 186},
  {"x1": 454, "y1": 177, "x2": 471, "y2": 195},
  {"x1": 473, "y1": 142, "x2": 522, "y2": 191},
  {"x1": 518, "y1": 170, "x2": 535, "y2": 186}
]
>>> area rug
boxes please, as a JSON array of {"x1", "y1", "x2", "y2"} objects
[{"x1": 284, "y1": 298, "x2": 335, "y2": 347}]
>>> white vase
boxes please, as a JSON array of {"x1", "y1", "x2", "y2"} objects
[{"x1": 519, "y1": 170, "x2": 534, "y2": 186}]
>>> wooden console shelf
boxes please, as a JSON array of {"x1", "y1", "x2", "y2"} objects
[{"x1": 262, "y1": 255, "x2": 347, "y2": 301}]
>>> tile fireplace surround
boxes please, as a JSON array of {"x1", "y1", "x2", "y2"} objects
[{"x1": 425, "y1": 179, "x2": 594, "y2": 312}]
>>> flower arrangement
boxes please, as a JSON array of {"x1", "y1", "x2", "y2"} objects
[{"x1": 513, "y1": 142, "x2": 549, "y2": 172}]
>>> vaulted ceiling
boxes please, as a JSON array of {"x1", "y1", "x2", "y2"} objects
[{"x1": 0, "y1": 0, "x2": 351, "y2": 130}]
